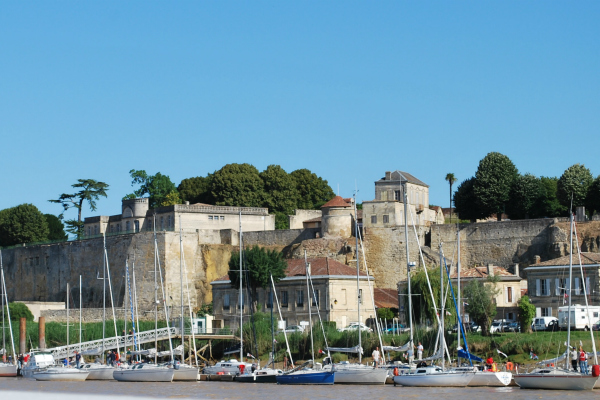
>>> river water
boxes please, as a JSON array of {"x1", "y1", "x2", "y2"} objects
[{"x1": 1, "y1": 378, "x2": 597, "y2": 400}]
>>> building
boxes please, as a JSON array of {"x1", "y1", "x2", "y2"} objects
[
  {"x1": 210, "y1": 257, "x2": 375, "y2": 330},
  {"x1": 362, "y1": 171, "x2": 444, "y2": 228},
  {"x1": 524, "y1": 252, "x2": 600, "y2": 318},
  {"x1": 83, "y1": 198, "x2": 275, "y2": 237}
]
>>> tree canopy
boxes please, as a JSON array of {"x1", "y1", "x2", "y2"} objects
[
  {"x1": 228, "y1": 245, "x2": 287, "y2": 312},
  {"x1": 178, "y1": 176, "x2": 214, "y2": 205},
  {"x1": 586, "y1": 176, "x2": 600, "y2": 217},
  {"x1": 463, "y1": 276, "x2": 499, "y2": 336},
  {"x1": 453, "y1": 178, "x2": 485, "y2": 222},
  {"x1": 126, "y1": 170, "x2": 180, "y2": 209},
  {"x1": 0, "y1": 204, "x2": 49, "y2": 247},
  {"x1": 4, "y1": 302, "x2": 34, "y2": 321},
  {"x1": 474, "y1": 152, "x2": 518, "y2": 220},
  {"x1": 44, "y1": 214, "x2": 68, "y2": 241},
  {"x1": 290, "y1": 169, "x2": 335, "y2": 210},
  {"x1": 557, "y1": 164, "x2": 593, "y2": 211},
  {"x1": 211, "y1": 164, "x2": 265, "y2": 208},
  {"x1": 506, "y1": 174, "x2": 544, "y2": 219},
  {"x1": 49, "y1": 179, "x2": 109, "y2": 237},
  {"x1": 539, "y1": 176, "x2": 567, "y2": 218},
  {"x1": 517, "y1": 295, "x2": 536, "y2": 333}
]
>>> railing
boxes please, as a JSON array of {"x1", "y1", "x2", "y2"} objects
[{"x1": 183, "y1": 327, "x2": 234, "y2": 336}]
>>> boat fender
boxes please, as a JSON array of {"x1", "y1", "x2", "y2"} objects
[
  {"x1": 393, "y1": 367, "x2": 399, "y2": 376},
  {"x1": 592, "y1": 365, "x2": 600, "y2": 377},
  {"x1": 506, "y1": 362, "x2": 513, "y2": 371},
  {"x1": 239, "y1": 364, "x2": 246, "y2": 374}
]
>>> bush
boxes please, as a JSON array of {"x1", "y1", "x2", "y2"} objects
[{"x1": 6, "y1": 302, "x2": 34, "y2": 321}]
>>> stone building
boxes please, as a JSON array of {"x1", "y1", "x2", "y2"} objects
[
  {"x1": 524, "y1": 252, "x2": 600, "y2": 318},
  {"x1": 83, "y1": 198, "x2": 275, "y2": 236},
  {"x1": 362, "y1": 171, "x2": 443, "y2": 228},
  {"x1": 210, "y1": 257, "x2": 375, "y2": 330}
]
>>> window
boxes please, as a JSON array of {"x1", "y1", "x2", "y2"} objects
[
  {"x1": 281, "y1": 291, "x2": 289, "y2": 308},
  {"x1": 160, "y1": 217, "x2": 164, "y2": 230},
  {"x1": 394, "y1": 190, "x2": 401, "y2": 201},
  {"x1": 117, "y1": 224, "x2": 121, "y2": 232},
  {"x1": 208, "y1": 216, "x2": 213, "y2": 220},
  {"x1": 312, "y1": 290, "x2": 319, "y2": 307},
  {"x1": 147, "y1": 219, "x2": 153, "y2": 231},
  {"x1": 541, "y1": 307, "x2": 552, "y2": 317},
  {"x1": 507, "y1": 287, "x2": 513, "y2": 303},
  {"x1": 134, "y1": 221, "x2": 140, "y2": 232},
  {"x1": 371, "y1": 215, "x2": 377, "y2": 224},
  {"x1": 266, "y1": 291, "x2": 273, "y2": 309},
  {"x1": 536, "y1": 279, "x2": 551, "y2": 296},
  {"x1": 126, "y1": 221, "x2": 130, "y2": 231},
  {"x1": 574, "y1": 277, "x2": 589, "y2": 296},
  {"x1": 87, "y1": 227, "x2": 91, "y2": 236},
  {"x1": 359, "y1": 289, "x2": 363, "y2": 305},
  {"x1": 167, "y1": 216, "x2": 171, "y2": 228},
  {"x1": 220, "y1": 216, "x2": 225, "y2": 221},
  {"x1": 237, "y1": 293, "x2": 246, "y2": 310},
  {"x1": 223, "y1": 294, "x2": 230, "y2": 310},
  {"x1": 556, "y1": 278, "x2": 568, "y2": 296},
  {"x1": 110, "y1": 225, "x2": 114, "y2": 233},
  {"x1": 383, "y1": 215, "x2": 389, "y2": 224},
  {"x1": 296, "y1": 290, "x2": 304, "y2": 307}
]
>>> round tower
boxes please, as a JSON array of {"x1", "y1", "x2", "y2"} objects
[{"x1": 321, "y1": 196, "x2": 353, "y2": 238}]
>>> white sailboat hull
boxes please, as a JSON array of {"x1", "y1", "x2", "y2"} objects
[
  {"x1": 0, "y1": 363, "x2": 17, "y2": 377},
  {"x1": 33, "y1": 368, "x2": 89, "y2": 381},
  {"x1": 331, "y1": 365, "x2": 388, "y2": 385},
  {"x1": 514, "y1": 370, "x2": 598, "y2": 390},
  {"x1": 113, "y1": 366, "x2": 174, "y2": 382},
  {"x1": 84, "y1": 365, "x2": 116, "y2": 380},
  {"x1": 173, "y1": 365, "x2": 199, "y2": 381},
  {"x1": 393, "y1": 371, "x2": 474, "y2": 387},
  {"x1": 469, "y1": 371, "x2": 512, "y2": 387}
]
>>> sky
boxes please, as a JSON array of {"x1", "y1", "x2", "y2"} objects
[{"x1": 1, "y1": 1, "x2": 599, "y2": 221}]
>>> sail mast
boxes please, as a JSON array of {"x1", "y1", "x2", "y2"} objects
[
  {"x1": 457, "y1": 227, "x2": 461, "y2": 363},
  {"x1": 566, "y1": 212, "x2": 573, "y2": 370},
  {"x1": 439, "y1": 242, "x2": 445, "y2": 371},
  {"x1": 0, "y1": 252, "x2": 16, "y2": 364},
  {"x1": 354, "y1": 192, "x2": 362, "y2": 364},
  {"x1": 306, "y1": 251, "x2": 315, "y2": 363},
  {"x1": 239, "y1": 209, "x2": 243, "y2": 362},
  {"x1": 179, "y1": 215, "x2": 185, "y2": 364},
  {"x1": 403, "y1": 179, "x2": 414, "y2": 347}
]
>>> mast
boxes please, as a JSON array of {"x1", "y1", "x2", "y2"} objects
[
  {"x1": 270, "y1": 273, "x2": 275, "y2": 367},
  {"x1": 1, "y1": 255, "x2": 4, "y2": 362},
  {"x1": 305, "y1": 251, "x2": 315, "y2": 363},
  {"x1": 67, "y1": 282, "x2": 70, "y2": 362},
  {"x1": 271, "y1": 274, "x2": 293, "y2": 366},
  {"x1": 102, "y1": 233, "x2": 107, "y2": 363},
  {"x1": 457, "y1": 228, "x2": 461, "y2": 361},
  {"x1": 566, "y1": 212, "x2": 573, "y2": 370},
  {"x1": 154, "y1": 214, "x2": 158, "y2": 365},
  {"x1": 354, "y1": 192, "x2": 362, "y2": 364},
  {"x1": 403, "y1": 179, "x2": 414, "y2": 348},
  {"x1": 439, "y1": 242, "x2": 445, "y2": 371},
  {"x1": 0, "y1": 252, "x2": 16, "y2": 364},
  {"x1": 239, "y1": 209, "x2": 243, "y2": 363},
  {"x1": 79, "y1": 275, "x2": 82, "y2": 353},
  {"x1": 179, "y1": 215, "x2": 185, "y2": 364}
]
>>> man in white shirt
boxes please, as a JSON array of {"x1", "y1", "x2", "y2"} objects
[
  {"x1": 372, "y1": 347, "x2": 381, "y2": 367},
  {"x1": 417, "y1": 342, "x2": 424, "y2": 360}
]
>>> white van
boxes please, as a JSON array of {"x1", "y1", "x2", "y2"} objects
[
  {"x1": 558, "y1": 305, "x2": 600, "y2": 331},
  {"x1": 533, "y1": 316, "x2": 558, "y2": 331}
]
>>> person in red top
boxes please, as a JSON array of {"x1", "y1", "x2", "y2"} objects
[
  {"x1": 486, "y1": 356, "x2": 494, "y2": 370},
  {"x1": 579, "y1": 348, "x2": 588, "y2": 374}
]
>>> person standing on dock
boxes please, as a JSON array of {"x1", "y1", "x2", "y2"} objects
[
  {"x1": 571, "y1": 345, "x2": 578, "y2": 372},
  {"x1": 372, "y1": 347, "x2": 381, "y2": 367},
  {"x1": 417, "y1": 343, "x2": 424, "y2": 360},
  {"x1": 75, "y1": 351, "x2": 81, "y2": 369}
]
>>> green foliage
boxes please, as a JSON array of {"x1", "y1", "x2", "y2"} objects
[
  {"x1": 0, "y1": 204, "x2": 49, "y2": 247},
  {"x1": 539, "y1": 176, "x2": 567, "y2": 217},
  {"x1": 453, "y1": 177, "x2": 485, "y2": 222},
  {"x1": 274, "y1": 212, "x2": 289, "y2": 230},
  {"x1": 517, "y1": 295, "x2": 536, "y2": 333},
  {"x1": 586, "y1": 175, "x2": 600, "y2": 216},
  {"x1": 377, "y1": 307, "x2": 395, "y2": 320},
  {"x1": 557, "y1": 164, "x2": 593, "y2": 211},
  {"x1": 197, "y1": 302, "x2": 213, "y2": 317},
  {"x1": 44, "y1": 214, "x2": 68, "y2": 241},
  {"x1": 126, "y1": 170, "x2": 179, "y2": 209},
  {"x1": 474, "y1": 152, "x2": 518, "y2": 219},
  {"x1": 49, "y1": 179, "x2": 109, "y2": 238},
  {"x1": 178, "y1": 176, "x2": 214, "y2": 204},
  {"x1": 507, "y1": 174, "x2": 544, "y2": 219},
  {"x1": 260, "y1": 165, "x2": 299, "y2": 215},
  {"x1": 211, "y1": 163, "x2": 265, "y2": 207},
  {"x1": 445, "y1": 173, "x2": 458, "y2": 223},
  {"x1": 290, "y1": 169, "x2": 336, "y2": 210},
  {"x1": 463, "y1": 276, "x2": 500, "y2": 336},
  {"x1": 229, "y1": 246, "x2": 288, "y2": 312},
  {"x1": 5, "y1": 302, "x2": 34, "y2": 321}
]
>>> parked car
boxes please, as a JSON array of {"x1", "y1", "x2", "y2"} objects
[
  {"x1": 503, "y1": 322, "x2": 520, "y2": 333},
  {"x1": 452, "y1": 322, "x2": 481, "y2": 333},
  {"x1": 533, "y1": 317, "x2": 558, "y2": 331},
  {"x1": 338, "y1": 322, "x2": 373, "y2": 332},
  {"x1": 546, "y1": 320, "x2": 561, "y2": 332},
  {"x1": 385, "y1": 324, "x2": 410, "y2": 334},
  {"x1": 593, "y1": 320, "x2": 600, "y2": 331},
  {"x1": 490, "y1": 320, "x2": 506, "y2": 333},
  {"x1": 279, "y1": 325, "x2": 305, "y2": 334}
]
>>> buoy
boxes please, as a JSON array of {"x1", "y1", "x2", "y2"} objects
[
  {"x1": 393, "y1": 367, "x2": 399, "y2": 376},
  {"x1": 506, "y1": 362, "x2": 514, "y2": 371},
  {"x1": 592, "y1": 365, "x2": 600, "y2": 377}
]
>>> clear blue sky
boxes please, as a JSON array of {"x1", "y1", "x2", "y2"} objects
[{"x1": 1, "y1": 1, "x2": 599, "y2": 220}]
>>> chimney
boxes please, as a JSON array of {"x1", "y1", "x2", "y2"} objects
[
  {"x1": 514, "y1": 263, "x2": 519, "y2": 277},
  {"x1": 185, "y1": 201, "x2": 190, "y2": 205},
  {"x1": 487, "y1": 264, "x2": 494, "y2": 277},
  {"x1": 385, "y1": 171, "x2": 391, "y2": 180},
  {"x1": 534, "y1": 255, "x2": 541, "y2": 264}
]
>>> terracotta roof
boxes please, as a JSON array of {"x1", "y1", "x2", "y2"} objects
[
  {"x1": 529, "y1": 252, "x2": 600, "y2": 267},
  {"x1": 321, "y1": 196, "x2": 352, "y2": 208},
  {"x1": 378, "y1": 171, "x2": 428, "y2": 187},
  {"x1": 449, "y1": 266, "x2": 514, "y2": 279},
  {"x1": 213, "y1": 257, "x2": 364, "y2": 283},
  {"x1": 374, "y1": 288, "x2": 398, "y2": 309}
]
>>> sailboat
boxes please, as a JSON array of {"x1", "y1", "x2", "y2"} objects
[
  {"x1": 113, "y1": 216, "x2": 174, "y2": 383},
  {"x1": 323, "y1": 194, "x2": 387, "y2": 385},
  {"x1": 514, "y1": 212, "x2": 598, "y2": 390},
  {"x1": 276, "y1": 253, "x2": 334, "y2": 385},
  {"x1": 0, "y1": 251, "x2": 17, "y2": 377}
]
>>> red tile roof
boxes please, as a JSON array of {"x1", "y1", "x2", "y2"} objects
[
  {"x1": 213, "y1": 257, "x2": 363, "y2": 282},
  {"x1": 449, "y1": 266, "x2": 514, "y2": 279},
  {"x1": 374, "y1": 288, "x2": 398, "y2": 309},
  {"x1": 321, "y1": 196, "x2": 352, "y2": 208}
]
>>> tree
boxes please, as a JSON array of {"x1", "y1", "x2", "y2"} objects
[
  {"x1": 0, "y1": 204, "x2": 49, "y2": 247},
  {"x1": 517, "y1": 295, "x2": 536, "y2": 333},
  {"x1": 539, "y1": 176, "x2": 567, "y2": 217},
  {"x1": 49, "y1": 179, "x2": 109, "y2": 238},
  {"x1": 260, "y1": 165, "x2": 299, "y2": 230},
  {"x1": 453, "y1": 177, "x2": 485, "y2": 222},
  {"x1": 211, "y1": 164, "x2": 265, "y2": 207},
  {"x1": 178, "y1": 176, "x2": 214, "y2": 205},
  {"x1": 445, "y1": 173, "x2": 457, "y2": 224},
  {"x1": 557, "y1": 164, "x2": 593, "y2": 212},
  {"x1": 377, "y1": 307, "x2": 395, "y2": 320},
  {"x1": 506, "y1": 174, "x2": 544, "y2": 219},
  {"x1": 408, "y1": 266, "x2": 457, "y2": 328},
  {"x1": 586, "y1": 176, "x2": 600, "y2": 217},
  {"x1": 463, "y1": 276, "x2": 500, "y2": 336},
  {"x1": 44, "y1": 214, "x2": 67, "y2": 241},
  {"x1": 228, "y1": 246, "x2": 287, "y2": 313},
  {"x1": 4, "y1": 302, "x2": 34, "y2": 321},
  {"x1": 126, "y1": 170, "x2": 179, "y2": 209},
  {"x1": 474, "y1": 152, "x2": 518, "y2": 220},
  {"x1": 290, "y1": 169, "x2": 335, "y2": 210}
]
